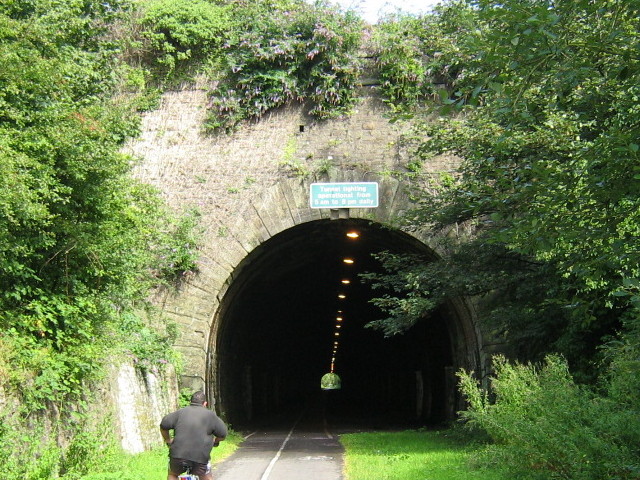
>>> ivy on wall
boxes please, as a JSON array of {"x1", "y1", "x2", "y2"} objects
[{"x1": 205, "y1": 1, "x2": 365, "y2": 132}]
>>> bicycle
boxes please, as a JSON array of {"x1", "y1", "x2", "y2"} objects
[
  {"x1": 178, "y1": 474, "x2": 199, "y2": 480},
  {"x1": 175, "y1": 462, "x2": 200, "y2": 480}
]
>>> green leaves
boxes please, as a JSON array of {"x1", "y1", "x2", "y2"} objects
[
  {"x1": 372, "y1": 4, "x2": 481, "y2": 114},
  {"x1": 0, "y1": 0, "x2": 204, "y2": 412},
  {"x1": 362, "y1": 0, "x2": 640, "y2": 382},
  {"x1": 136, "y1": 0, "x2": 232, "y2": 79},
  {"x1": 206, "y1": 0, "x2": 364, "y2": 132},
  {"x1": 458, "y1": 351, "x2": 640, "y2": 479}
]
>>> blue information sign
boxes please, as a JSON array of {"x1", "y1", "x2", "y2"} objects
[{"x1": 309, "y1": 182, "x2": 379, "y2": 209}]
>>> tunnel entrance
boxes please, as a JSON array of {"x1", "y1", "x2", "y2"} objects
[{"x1": 210, "y1": 219, "x2": 475, "y2": 430}]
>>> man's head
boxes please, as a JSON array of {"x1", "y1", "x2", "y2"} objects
[{"x1": 190, "y1": 390, "x2": 207, "y2": 405}]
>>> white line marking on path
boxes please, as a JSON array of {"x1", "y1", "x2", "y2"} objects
[{"x1": 259, "y1": 414, "x2": 302, "y2": 480}]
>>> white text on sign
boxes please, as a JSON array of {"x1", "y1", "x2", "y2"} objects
[{"x1": 309, "y1": 182, "x2": 379, "y2": 209}]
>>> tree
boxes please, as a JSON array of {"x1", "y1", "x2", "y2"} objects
[
  {"x1": 367, "y1": 0, "x2": 640, "y2": 378},
  {"x1": 0, "y1": 0, "x2": 197, "y2": 410}
]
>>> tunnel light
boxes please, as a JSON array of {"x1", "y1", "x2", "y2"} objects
[
  {"x1": 334, "y1": 341, "x2": 339, "y2": 346},
  {"x1": 336, "y1": 324, "x2": 341, "y2": 328},
  {"x1": 336, "y1": 317, "x2": 343, "y2": 321},
  {"x1": 338, "y1": 294, "x2": 346, "y2": 299},
  {"x1": 341, "y1": 279, "x2": 351, "y2": 284},
  {"x1": 334, "y1": 332, "x2": 340, "y2": 336},
  {"x1": 343, "y1": 258, "x2": 354, "y2": 264},
  {"x1": 346, "y1": 231, "x2": 360, "y2": 239}
]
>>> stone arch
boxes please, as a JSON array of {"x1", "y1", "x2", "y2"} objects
[
  {"x1": 126, "y1": 86, "x2": 490, "y2": 424},
  {"x1": 199, "y1": 174, "x2": 484, "y2": 426}
]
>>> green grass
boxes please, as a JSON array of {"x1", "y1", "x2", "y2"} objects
[
  {"x1": 77, "y1": 431, "x2": 243, "y2": 480},
  {"x1": 341, "y1": 429, "x2": 508, "y2": 480},
  {"x1": 73, "y1": 428, "x2": 503, "y2": 480}
]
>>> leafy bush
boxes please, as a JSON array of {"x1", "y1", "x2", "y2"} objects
[
  {"x1": 372, "y1": 3, "x2": 483, "y2": 114},
  {"x1": 458, "y1": 337, "x2": 640, "y2": 479},
  {"x1": 373, "y1": 16, "x2": 430, "y2": 113},
  {"x1": 154, "y1": 207, "x2": 203, "y2": 284},
  {"x1": 118, "y1": 311, "x2": 180, "y2": 375},
  {"x1": 0, "y1": 413, "x2": 61, "y2": 479},
  {"x1": 0, "y1": 408, "x2": 120, "y2": 480},
  {"x1": 0, "y1": 0, "x2": 203, "y2": 413},
  {"x1": 59, "y1": 418, "x2": 121, "y2": 479},
  {"x1": 136, "y1": 0, "x2": 232, "y2": 80},
  {"x1": 206, "y1": 0, "x2": 364, "y2": 132}
]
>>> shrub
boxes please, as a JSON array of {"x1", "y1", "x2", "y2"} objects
[
  {"x1": 0, "y1": 409, "x2": 118, "y2": 480},
  {"x1": 136, "y1": 0, "x2": 232, "y2": 80},
  {"x1": 0, "y1": 0, "x2": 203, "y2": 413},
  {"x1": 0, "y1": 413, "x2": 61, "y2": 480},
  {"x1": 458, "y1": 349, "x2": 640, "y2": 479},
  {"x1": 206, "y1": 0, "x2": 363, "y2": 132}
]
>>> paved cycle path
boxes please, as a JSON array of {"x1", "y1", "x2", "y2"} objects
[{"x1": 212, "y1": 411, "x2": 344, "y2": 480}]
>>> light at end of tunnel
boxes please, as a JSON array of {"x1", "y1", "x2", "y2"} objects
[
  {"x1": 343, "y1": 258, "x2": 354, "y2": 264},
  {"x1": 341, "y1": 279, "x2": 351, "y2": 284},
  {"x1": 338, "y1": 294, "x2": 346, "y2": 299},
  {"x1": 346, "y1": 231, "x2": 359, "y2": 239}
]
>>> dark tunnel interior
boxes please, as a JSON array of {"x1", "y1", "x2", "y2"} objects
[{"x1": 214, "y1": 218, "x2": 458, "y2": 431}]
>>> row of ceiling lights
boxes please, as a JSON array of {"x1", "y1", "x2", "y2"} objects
[{"x1": 329, "y1": 229, "x2": 360, "y2": 374}]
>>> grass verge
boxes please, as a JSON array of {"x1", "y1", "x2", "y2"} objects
[
  {"x1": 340, "y1": 429, "x2": 507, "y2": 480},
  {"x1": 78, "y1": 431, "x2": 243, "y2": 479}
]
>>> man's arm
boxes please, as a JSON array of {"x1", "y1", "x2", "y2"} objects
[
  {"x1": 160, "y1": 411, "x2": 178, "y2": 446},
  {"x1": 160, "y1": 427, "x2": 173, "y2": 446},
  {"x1": 210, "y1": 415, "x2": 227, "y2": 447}
]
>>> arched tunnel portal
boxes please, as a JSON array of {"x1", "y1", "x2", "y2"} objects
[{"x1": 207, "y1": 218, "x2": 481, "y2": 430}]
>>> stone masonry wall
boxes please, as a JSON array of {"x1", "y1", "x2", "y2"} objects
[{"x1": 124, "y1": 82, "x2": 467, "y2": 393}]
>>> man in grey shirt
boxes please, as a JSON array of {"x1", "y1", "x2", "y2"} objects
[{"x1": 160, "y1": 391, "x2": 228, "y2": 480}]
